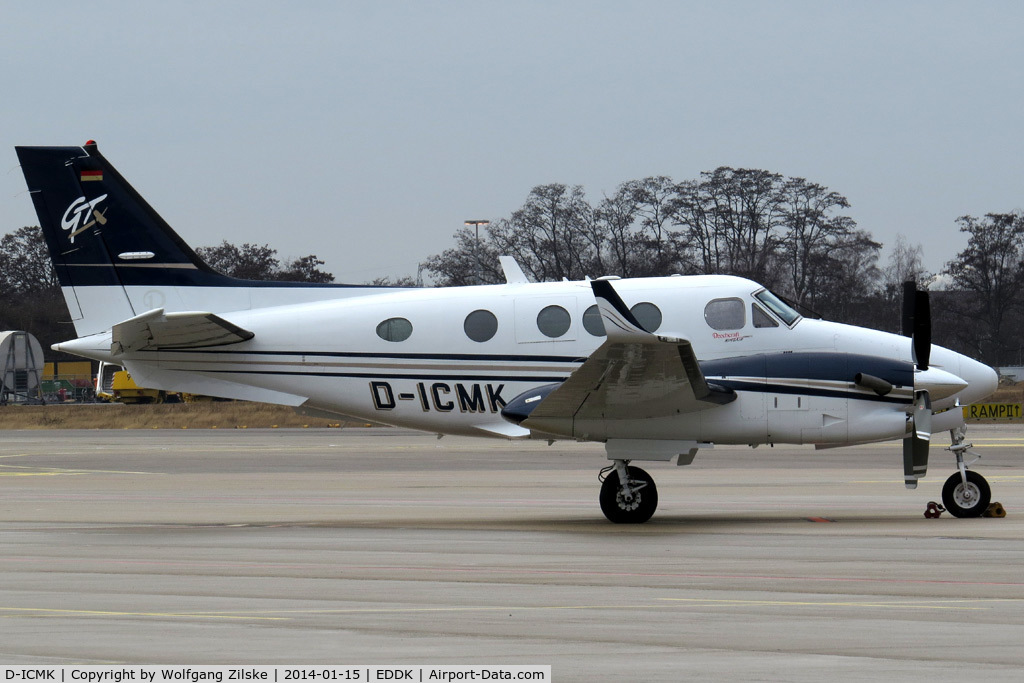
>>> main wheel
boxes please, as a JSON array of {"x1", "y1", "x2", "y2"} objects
[
  {"x1": 941, "y1": 470, "x2": 991, "y2": 518},
  {"x1": 599, "y1": 466, "x2": 658, "y2": 524}
]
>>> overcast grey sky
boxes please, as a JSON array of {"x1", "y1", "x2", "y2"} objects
[{"x1": 2, "y1": 1, "x2": 1022, "y2": 282}]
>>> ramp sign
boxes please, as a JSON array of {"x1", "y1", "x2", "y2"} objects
[{"x1": 963, "y1": 403, "x2": 1022, "y2": 420}]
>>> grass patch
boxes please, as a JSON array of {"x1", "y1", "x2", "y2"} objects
[{"x1": 0, "y1": 402, "x2": 374, "y2": 430}]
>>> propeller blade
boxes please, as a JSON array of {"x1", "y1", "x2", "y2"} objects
[
  {"x1": 901, "y1": 281, "x2": 916, "y2": 338},
  {"x1": 903, "y1": 391, "x2": 932, "y2": 489},
  {"x1": 913, "y1": 290, "x2": 931, "y2": 371},
  {"x1": 902, "y1": 435, "x2": 929, "y2": 489}
]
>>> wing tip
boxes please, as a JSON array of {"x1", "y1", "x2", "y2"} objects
[{"x1": 591, "y1": 279, "x2": 648, "y2": 336}]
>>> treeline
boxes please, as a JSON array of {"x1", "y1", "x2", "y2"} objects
[
  {"x1": 194, "y1": 242, "x2": 334, "y2": 283},
  {"x1": 3, "y1": 166, "x2": 1023, "y2": 365},
  {"x1": 422, "y1": 168, "x2": 1024, "y2": 366},
  {"x1": 0, "y1": 232, "x2": 334, "y2": 358},
  {"x1": 423, "y1": 170, "x2": 883, "y2": 322}
]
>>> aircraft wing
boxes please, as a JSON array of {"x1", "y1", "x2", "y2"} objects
[
  {"x1": 519, "y1": 280, "x2": 734, "y2": 434},
  {"x1": 111, "y1": 308, "x2": 254, "y2": 354}
]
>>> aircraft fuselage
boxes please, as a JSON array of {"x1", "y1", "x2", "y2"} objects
[{"x1": 57, "y1": 274, "x2": 997, "y2": 446}]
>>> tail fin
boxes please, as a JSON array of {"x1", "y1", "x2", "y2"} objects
[
  {"x1": 17, "y1": 142, "x2": 238, "y2": 334},
  {"x1": 16, "y1": 142, "x2": 361, "y2": 337},
  {"x1": 17, "y1": 141, "x2": 222, "y2": 276}
]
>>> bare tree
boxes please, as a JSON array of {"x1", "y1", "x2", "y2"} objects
[
  {"x1": 777, "y1": 177, "x2": 862, "y2": 308},
  {"x1": 278, "y1": 255, "x2": 334, "y2": 283},
  {"x1": 627, "y1": 176, "x2": 682, "y2": 275},
  {"x1": 942, "y1": 212, "x2": 1024, "y2": 363},
  {"x1": 196, "y1": 241, "x2": 334, "y2": 283},
  {"x1": 366, "y1": 275, "x2": 417, "y2": 287},
  {"x1": 800, "y1": 229, "x2": 881, "y2": 325},
  {"x1": 487, "y1": 184, "x2": 595, "y2": 282},
  {"x1": 421, "y1": 226, "x2": 503, "y2": 286},
  {"x1": 669, "y1": 178, "x2": 722, "y2": 274},
  {"x1": 0, "y1": 226, "x2": 71, "y2": 356},
  {"x1": 593, "y1": 188, "x2": 640, "y2": 277},
  {"x1": 0, "y1": 226, "x2": 58, "y2": 294},
  {"x1": 670, "y1": 168, "x2": 786, "y2": 284},
  {"x1": 883, "y1": 234, "x2": 928, "y2": 291},
  {"x1": 709, "y1": 167, "x2": 785, "y2": 283}
]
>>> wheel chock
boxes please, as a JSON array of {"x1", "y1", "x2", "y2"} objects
[
  {"x1": 924, "y1": 501, "x2": 945, "y2": 519},
  {"x1": 984, "y1": 502, "x2": 1007, "y2": 518}
]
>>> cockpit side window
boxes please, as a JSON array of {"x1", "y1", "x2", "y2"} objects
[
  {"x1": 754, "y1": 289, "x2": 801, "y2": 326},
  {"x1": 752, "y1": 303, "x2": 779, "y2": 328},
  {"x1": 704, "y1": 298, "x2": 746, "y2": 330}
]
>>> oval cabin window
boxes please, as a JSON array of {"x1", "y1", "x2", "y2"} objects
[
  {"x1": 376, "y1": 317, "x2": 413, "y2": 342},
  {"x1": 536, "y1": 305, "x2": 571, "y2": 338},
  {"x1": 582, "y1": 304, "x2": 605, "y2": 337},
  {"x1": 464, "y1": 309, "x2": 498, "y2": 342}
]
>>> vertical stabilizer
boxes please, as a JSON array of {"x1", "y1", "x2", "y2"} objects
[
  {"x1": 16, "y1": 143, "x2": 139, "y2": 333},
  {"x1": 16, "y1": 142, "x2": 241, "y2": 335},
  {"x1": 17, "y1": 141, "x2": 399, "y2": 337}
]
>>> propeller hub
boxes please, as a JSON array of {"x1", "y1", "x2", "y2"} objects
[{"x1": 914, "y1": 367, "x2": 968, "y2": 401}]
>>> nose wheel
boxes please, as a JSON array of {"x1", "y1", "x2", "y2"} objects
[
  {"x1": 941, "y1": 428, "x2": 991, "y2": 518},
  {"x1": 941, "y1": 470, "x2": 991, "y2": 518}
]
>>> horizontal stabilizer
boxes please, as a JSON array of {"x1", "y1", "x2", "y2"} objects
[{"x1": 112, "y1": 308, "x2": 254, "y2": 354}]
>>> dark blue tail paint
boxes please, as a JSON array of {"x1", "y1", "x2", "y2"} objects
[{"x1": 16, "y1": 142, "x2": 368, "y2": 289}]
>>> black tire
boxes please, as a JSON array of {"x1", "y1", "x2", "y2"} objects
[
  {"x1": 599, "y1": 466, "x2": 658, "y2": 524},
  {"x1": 941, "y1": 470, "x2": 991, "y2": 518}
]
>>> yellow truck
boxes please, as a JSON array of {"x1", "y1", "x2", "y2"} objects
[
  {"x1": 111, "y1": 369, "x2": 170, "y2": 404},
  {"x1": 96, "y1": 362, "x2": 173, "y2": 404}
]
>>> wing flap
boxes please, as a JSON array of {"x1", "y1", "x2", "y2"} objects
[
  {"x1": 520, "y1": 280, "x2": 734, "y2": 436},
  {"x1": 112, "y1": 308, "x2": 254, "y2": 354}
]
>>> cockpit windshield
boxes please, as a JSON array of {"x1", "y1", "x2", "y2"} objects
[{"x1": 754, "y1": 289, "x2": 801, "y2": 326}]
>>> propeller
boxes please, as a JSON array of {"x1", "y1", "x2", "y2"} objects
[
  {"x1": 902, "y1": 280, "x2": 932, "y2": 371},
  {"x1": 902, "y1": 280, "x2": 932, "y2": 489}
]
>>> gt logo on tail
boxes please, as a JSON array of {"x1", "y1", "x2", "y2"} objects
[{"x1": 61, "y1": 194, "x2": 108, "y2": 243}]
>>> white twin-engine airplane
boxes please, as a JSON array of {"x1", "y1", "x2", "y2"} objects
[{"x1": 17, "y1": 142, "x2": 1000, "y2": 523}]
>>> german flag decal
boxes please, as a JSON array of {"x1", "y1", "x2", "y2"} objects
[{"x1": 81, "y1": 169, "x2": 103, "y2": 182}]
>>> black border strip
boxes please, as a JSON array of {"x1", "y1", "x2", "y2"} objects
[
  {"x1": 151, "y1": 349, "x2": 586, "y2": 363},
  {"x1": 195, "y1": 369, "x2": 569, "y2": 382},
  {"x1": 716, "y1": 379, "x2": 912, "y2": 405}
]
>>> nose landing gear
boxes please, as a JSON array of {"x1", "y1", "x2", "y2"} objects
[{"x1": 940, "y1": 428, "x2": 991, "y2": 518}]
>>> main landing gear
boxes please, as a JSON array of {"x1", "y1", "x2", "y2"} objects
[
  {"x1": 599, "y1": 460, "x2": 658, "y2": 524},
  {"x1": 940, "y1": 428, "x2": 991, "y2": 518}
]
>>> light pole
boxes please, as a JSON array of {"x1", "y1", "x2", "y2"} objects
[{"x1": 464, "y1": 219, "x2": 489, "y2": 285}]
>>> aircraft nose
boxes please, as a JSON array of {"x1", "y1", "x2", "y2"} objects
[{"x1": 960, "y1": 355, "x2": 999, "y2": 404}]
